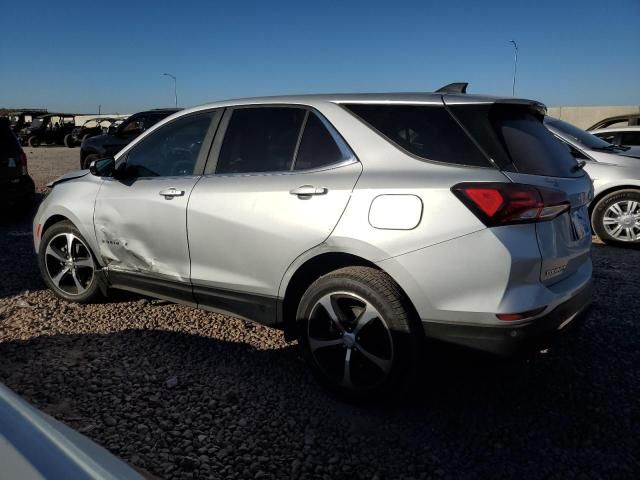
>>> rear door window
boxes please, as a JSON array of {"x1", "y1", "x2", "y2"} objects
[
  {"x1": 216, "y1": 107, "x2": 306, "y2": 174},
  {"x1": 450, "y1": 105, "x2": 583, "y2": 178},
  {"x1": 343, "y1": 104, "x2": 491, "y2": 167}
]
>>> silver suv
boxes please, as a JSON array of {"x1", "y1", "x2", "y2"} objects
[{"x1": 34, "y1": 92, "x2": 593, "y2": 396}]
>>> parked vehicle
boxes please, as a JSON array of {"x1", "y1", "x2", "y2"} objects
[
  {"x1": 34, "y1": 91, "x2": 593, "y2": 397},
  {"x1": 545, "y1": 117, "x2": 640, "y2": 246},
  {"x1": 4, "y1": 109, "x2": 48, "y2": 133},
  {"x1": 79, "y1": 109, "x2": 180, "y2": 169},
  {"x1": 1, "y1": 117, "x2": 35, "y2": 217},
  {"x1": 591, "y1": 126, "x2": 640, "y2": 147},
  {"x1": 65, "y1": 117, "x2": 119, "y2": 148},
  {"x1": 0, "y1": 383, "x2": 143, "y2": 480},
  {"x1": 17, "y1": 113, "x2": 77, "y2": 147},
  {"x1": 587, "y1": 113, "x2": 640, "y2": 131}
]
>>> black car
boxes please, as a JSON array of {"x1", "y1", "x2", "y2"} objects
[
  {"x1": 65, "y1": 117, "x2": 120, "y2": 148},
  {"x1": 17, "y1": 113, "x2": 77, "y2": 147},
  {"x1": 1, "y1": 118, "x2": 35, "y2": 217},
  {"x1": 80, "y1": 108, "x2": 180, "y2": 168},
  {"x1": 5, "y1": 109, "x2": 48, "y2": 133}
]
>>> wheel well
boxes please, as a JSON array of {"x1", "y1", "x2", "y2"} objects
[
  {"x1": 280, "y1": 252, "x2": 419, "y2": 341},
  {"x1": 589, "y1": 185, "x2": 640, "y2": 218},
  {"x1": 41, "y1": 215, "x2": 69, "y2": 236}
]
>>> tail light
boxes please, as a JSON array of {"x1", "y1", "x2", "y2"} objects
[
  {"x1": 452, "y1": 182, "x2": 570, "y2": 226},
  {"x1": 17, "y1": 151, "x2": 28, "y2": 176}
]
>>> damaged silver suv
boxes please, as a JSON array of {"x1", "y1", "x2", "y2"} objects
[{"x1": 34, "y1": 89, "x2": 593, "y2": 396}]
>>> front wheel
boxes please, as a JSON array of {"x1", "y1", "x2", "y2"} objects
[
  {"x1": 64, "y1": 134, "x2": 75, "y2": 148},
  {"x1": 28, "y1": 136, "x2": 41, "y2": 147},
  {"x1": 38, "y1": 221, "x2": 103, "y2": 303},
  {"x1": 297, "y1": 266, "x2": 422, "y2": 399},
  {"x1": 592, "y1": 189, "x2": 640, "y2": 246}
]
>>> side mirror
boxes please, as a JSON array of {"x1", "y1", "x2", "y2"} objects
[
  {"x1": 89, "y1": 157, "x2": 116, "y2": 177},
  {"x1": 108, "y1": 125, "x2": 117, "y2": 135}
]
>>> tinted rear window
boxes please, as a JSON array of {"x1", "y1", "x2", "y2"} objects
[
  {"x1": 450, "y1": 104, "x2": 583, "y2": 178},
  {"x1": 344, "y1": 104, "x2": 491, "y2": 167}
]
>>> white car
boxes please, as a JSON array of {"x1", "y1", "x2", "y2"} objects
[{"x1": 591, "y1": 126, "x2": 640, "y2": 147}]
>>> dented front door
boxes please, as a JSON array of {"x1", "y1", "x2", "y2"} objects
[
  {"x1": 92, "y1": 110, "x2": 216, "y2": 285},
  {"x1": 94, "y1": 176, "x2": 199, "y2": 282}
]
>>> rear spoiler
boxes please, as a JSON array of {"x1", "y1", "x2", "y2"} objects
[{"x1": 435, "y1": 82, "x2": 468, "y2": 94}]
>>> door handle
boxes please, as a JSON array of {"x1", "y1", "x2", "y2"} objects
[
  {"x1": 289, "y1": 185, "x2": 328, "y2": 197},
  {"x1": 159, "y1": 188, "x2": 185, "y2": 199}
]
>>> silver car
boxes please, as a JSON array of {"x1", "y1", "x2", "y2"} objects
[
  {"x1": 545, "y1": 117, "x2": 640, "y2": 245},
  {"x1": 34, "y1": 93, "x2": 593, "y2": 396}
]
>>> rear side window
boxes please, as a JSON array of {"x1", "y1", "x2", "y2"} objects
[
  {"x1": 621, "y1": 132, "x2": 640, "y2": 146},
  {"x1": 343, "y1": 104, "x2": 490, "y2": 167},
  {"x1": 216, "y1": 107, "x2": 306, "y2": 174},
  {"x1": 294, "y1": 113, "x2": 349, "y2": 170},
  {"x1": 450, "y1": 105, "x2": 583, "y2": 178}
]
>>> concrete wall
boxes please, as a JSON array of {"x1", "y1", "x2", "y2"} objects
[{"x1": 546, "y1": 105, "x2": 640, "y2": 130}]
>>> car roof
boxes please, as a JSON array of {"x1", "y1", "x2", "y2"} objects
[
  {"x1": 591, "y1": 126, "x2": 640, "y2": 133},
  {"x1": 176, "y1": 92, "x2": 544, "y2": 116}
]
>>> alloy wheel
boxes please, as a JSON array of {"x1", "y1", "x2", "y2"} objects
[
  {"x1": 603, "y1": 200, "x2": 640, "y2": 242},
  {"x1": 307, "y1": 292, "x2": 394, "y2": 391},
  {"x1": 44, "y1": 233, "x2": 95, "y2": 295}
]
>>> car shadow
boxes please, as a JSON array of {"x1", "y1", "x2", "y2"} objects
[{"x1": 0, "y1": 299, "x2": 637, "y2": 480}]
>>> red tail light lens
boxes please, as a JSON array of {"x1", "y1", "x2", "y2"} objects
[
  {"x1": 17, "y1": 151, "x2": 28, "y2": 176},
  {"x1": 452, "y1": 182, "x2": 570, "y2": 226}
]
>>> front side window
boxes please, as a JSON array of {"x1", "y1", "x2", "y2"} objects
[
  {"x1": 120, "y1": 116, "x2": 146, "y2": 135},
  {"x1": 344, "y1": 104, "x2": 490, "y2": 167},
  {"x1": 124, "y1": 112, "x2": 212, "y2": 177},
  {"x1": 216, "y1": 107, "x2": 306, "y2": 174}
]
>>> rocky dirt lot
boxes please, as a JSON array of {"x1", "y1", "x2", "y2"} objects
[{"x1": 1, "y1": 147, "x2": 638, "y2": 479}]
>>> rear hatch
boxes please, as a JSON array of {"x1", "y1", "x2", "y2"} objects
[{"x1": 447, "y1": 100, "x2": 593, "y2": 285}]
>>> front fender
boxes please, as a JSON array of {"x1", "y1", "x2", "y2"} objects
[{"x1": 33, "y1": 179, "x2": 104, "y2": 267}]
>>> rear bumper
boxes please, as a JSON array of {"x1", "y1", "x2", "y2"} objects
[{"x1": 421, "y1": 280, "x2": 592, "y2": 356}]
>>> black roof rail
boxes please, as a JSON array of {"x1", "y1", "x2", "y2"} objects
[{"x1": 435, "y1": 82, "x2": 468, "y2": 94}]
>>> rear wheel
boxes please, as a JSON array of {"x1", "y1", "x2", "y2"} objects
[
  {"x1": 64, "y1": 134, "x2": 75, "y2": 148},
  {"x1": 297, "y1": 266, "x2": 421, "y2": 399},
  {"x1": 28, "y1": 136, "x2": 40, "y2": 147},
  {"x1": 38, "y1": 221, "x2": 103, "y2": 303},
  {"x1": 592, "y1": 189, "x2": 640, "y2": 246}
]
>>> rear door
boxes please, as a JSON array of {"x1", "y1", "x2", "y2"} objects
[
  {"x1": 448, "y1": 102, "x2": 593, "y2": 285},
  {"x1": 187, "y1": 106, "x2": 361, "y2": 322}
]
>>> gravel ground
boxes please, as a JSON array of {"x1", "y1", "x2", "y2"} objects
[{"x1": 1, "y1": 147, "x2": 638, "y2": 480}]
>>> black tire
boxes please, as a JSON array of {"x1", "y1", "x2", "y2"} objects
[
  {"x1": 64, "y1": 134, "x2": 75, "y2": 148},
  {"x1": 296, "y1": 266, "x2": 422, "y2": 400},
  {"x1": 592, "y1": 189, "x2": 640, "y2": 246},
  {"x1": 38, "y1": 220, "x2": 103, "y2": 303},
  {"x1": 83, "y1": 154, "x2": 100, "y2": 170},
  {"x1": 28, "y1": 136, "x2": 40, "y2": 147}
]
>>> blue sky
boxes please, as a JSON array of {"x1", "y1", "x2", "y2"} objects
[{"x1": 1, "y1": 0, "x2": 638, "y2": 114}]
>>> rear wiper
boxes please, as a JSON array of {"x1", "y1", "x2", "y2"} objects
[
  {"x1": 594, "y1": 144, "x2": 630, "y2": 152},
  {"x1": 572, "y1": 160, "x2": 587, "y2": 172}
]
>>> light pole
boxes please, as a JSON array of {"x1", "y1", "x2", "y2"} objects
[
  {"x1": 162, "y1": 73, "x2": 178, "y2": 108},
  {"x1": 509, "y1": 40, "x2": 518, "y2": 96}
]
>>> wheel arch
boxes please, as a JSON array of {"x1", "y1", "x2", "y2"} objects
[
  {"x1": 279, "y1": 251, "x2": 419, "y2": 341},
  {"x1": 590, "y1": 184, "x2": 640, "y2": 218}
]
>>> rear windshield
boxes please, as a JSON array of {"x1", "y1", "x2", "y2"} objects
[
  {"x1": 343, "y1": 104, "x2": 491, "y2": 167},
  {"x1": 449, "y1": 104, "x2": 583, "y2": 178},
  {"x1": 544, "y1": 117, "x2": 611, "y2": 150}
]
